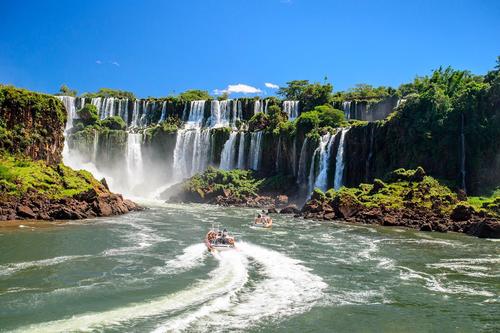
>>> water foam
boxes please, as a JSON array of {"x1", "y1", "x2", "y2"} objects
[{"x1": 15, "y1": 246, "x2": 248, "y2": 333}]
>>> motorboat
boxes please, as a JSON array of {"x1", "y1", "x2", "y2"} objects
[{"x1": 205, "y1": 224, "x2": 236, "y2": 252}]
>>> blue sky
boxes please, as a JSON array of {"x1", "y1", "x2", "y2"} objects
[{"x1": 1, "y1": 0, "x2": 499, "y2": 98}]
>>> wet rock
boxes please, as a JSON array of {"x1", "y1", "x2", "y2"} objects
[
  {"x1": 280, "y1": 204, "x2": 300, "y2": 214},
  {"x1": 420, "y1": 223, "x2": 433, "y2": 232},
  {"x1": 17, "y1": 205, "x2": 36, "y2": 219},
  {"x1": 268, "y1": 207, "x2": 278, "y2": 214},
  {"x1": 323, "y1": 212, "x2": 336, "y2": 220},
  {"x1": 467, "y1": 219, "x2": 500, "y2": 238},
  {"x1": 450, "y1": 204, "x2": 474, "y2": 221},
  {"x1": 276, "y1": 195, "x2": 289, "y2": 205},
  {"x1": 100, "y1": 178, "x2": 110, "y2": 191}
]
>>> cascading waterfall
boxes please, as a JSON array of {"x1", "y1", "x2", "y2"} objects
[
  {"x1": 57, "y1": 96, "x2": 77, "y2": 131},
  {"x1": 92, "y1": 130, "x2": 99, "y2": 164},
  {"x1": 275, "y1": 136, "x2": 282, "y2": 171},
  {"x1": 296, "y1": 138, "x2": 309, "y2": 185},
  {"x1": 253, "y1": 100, "x2": 263, "y2": 114},
  {"x1": 159, "y1": 101, "x2": 167, "y2": 123},
  {"x1": 313, "y1": 133, "x2": 335, "y2": 191},
  {"x1": 220, "y1": 132, "x2": 238, "y2": 170},
  {"x1": 248, "y1": 132, "x2": 263, "y2": 170},
  {"x1": 186, "y1": 101, "x2": 206, "y2": 128},
  {"x1": 126, "y1": 133, "x2": 144, "y2": 189},
  {"x1": 342, "y1": 101, "x2": 351, "y2": 120},
  {"x1": 237, "y1": 132, "x2": 246, "y2": 169},
  {"x1": 59, "y1": 95, "x2": 356, "y2": 199},
  {"x1": 307, "y1": 148, "x2": 319, "y2": 196},
  {"x1": 333, "y1": 128, "x2": 348, "y2": 190},
  {"x1": 283, "y1": 101, "x2": 299, "y2": 120}
]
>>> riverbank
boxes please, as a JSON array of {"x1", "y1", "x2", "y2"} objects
[{"x1": 300, "y1": 168, "x2": 500, "y2": 238}]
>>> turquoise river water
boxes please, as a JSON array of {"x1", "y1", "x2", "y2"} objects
[{"x1": 0, "y1": 202, "x2": 499, "y2": 332}]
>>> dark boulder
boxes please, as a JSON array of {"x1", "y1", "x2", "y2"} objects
[
  {"x1": 280, "y1": 204, "x2": 300, "y2": 214},
  {"x1": 467, "y1": 219, "x2": 500, "y2": 238},
  {"x1": 17, "y1": 205, "x2": 36, "y2": 219},
  {"x1": 450, "y1": 204, "x2": 474, "y2": 221}
]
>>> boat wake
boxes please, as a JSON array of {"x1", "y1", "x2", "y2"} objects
[{"x1": 15, "y1": 242, "x2": 325, "y2": 333}]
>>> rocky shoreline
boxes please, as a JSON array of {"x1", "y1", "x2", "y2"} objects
[
  {"x1": 0, "y1": 188, "x2": 141, "y2": 221},
  {"x1": 166, "y1": 167, "x2": 500, "y2": 239},
  {"x1": 299, "y1": 193, "x2": 500, "y2": 238}
]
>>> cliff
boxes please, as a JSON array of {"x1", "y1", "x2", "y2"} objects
[
  {"x1": 0, "y1": 86, "x2": 65, "y2": 164},
  {"x1": 0, "y1": 86, "x2": 139, "y2": 221}
]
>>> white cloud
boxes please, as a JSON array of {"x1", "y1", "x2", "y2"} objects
[
  {"x1": 111, "y1": 61, "x2": 120, "y2": 67},
  {"x1": 95, "y1": 60, "x2": 102, "y2": 64},
  {"x1": 214, "y1": 83, "x2": 262, "y2": 95},
  {"x1": 265, "y1": 82, "x2": 279, "y2": 89}
]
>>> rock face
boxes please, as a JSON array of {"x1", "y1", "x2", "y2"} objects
[
  {"x1": 299, "y1": 168, "x2": 500, "y2": 239},
  {"x1": 0, "y1": 190, "x2": 141, "y2": 221},
  {"x1": 0, "y1": 86, "x2": 140, "y2": 222},
  {"x1": 0, "y1": 87, "x2": 66, "y2": 165}
]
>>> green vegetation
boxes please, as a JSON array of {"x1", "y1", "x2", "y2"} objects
[
  {"x1": 82, "y1": 88, "x2": 135, "y2": 99},
  {"x1": 56, "y1": 84, "x2": 78, "y2": 97},
  {"x1": 0, "y1": 154, "x2": 101, "y2": 198},
  {"x1": 144, "y1": 116, "x2": 180, "y2": 141},
  {"x1": 100, "y1": 116, "x2": 126, "y2": 131},
  {"x1": 76, "y1": 104, "x2": 99, "y2": 126},
  {"x1": 372, "y1": 59, "x2": 500, "y2": 193},
  {"x1": 248, "y1": 112, "x2": 270, "y2": 131},
  {"x1": 467, "y1": 189, "x2": 500, "y2": 217},
  {"x1": 295, "y1": 104, "x2": 345, "y2": 136},
  {"x1": 184, "y1": 167, "x2": 264, "y2": 199},
  {"x1": 178, "y1": 89, "x2": 211, "y2": 101},
  {"x1": 278, "y1": 80, "x2": 333, "y2": 112},
  {"x1": 333, "y1": 84, "x2": 397, "y2": 102},
  {"x1": 0, "y1": 86, "x2": 66, "y2": 163},
  {"x1": 318, "y1": 168, "x2": 456, "y2": 213}
]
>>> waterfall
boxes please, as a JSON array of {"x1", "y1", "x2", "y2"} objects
[
  {"x1": 334, "y1": 129, "x2": 348, "y2": 190},
  {"x1": 307, "y1": 148, "x2": 319, "y2": 195},
  {"x1": 283, "y1": 101, "x2": 299, "y2": 120},
  {"x1": 248, "y1": 131, "x2": 263, "y2": 170},
  {"x1": 210, "y1": 100, "x2": 233, "y2": 128},
  {"x1": 130, "y1": 100, "x2": 140, "y2": 128},
  {"x1": 342, "y1": 101, "x2": 351, "y2": 120},
  {"x1": 275, "y1": 136, "x2": 281, "y2": 172},
  {"x1": 313, "y1": 133, "x2": 335, "y2": 191},
  {"x1": 186, "y1": 100, "x2": 206, "y2": 128},
  {"x1": 159, "y1": 101, "x2": 167, "y2": 122},
  {"x1": 237, "y1": 132, "x2": 246, "y2": 169},
  {"x1": 460, "y1": 112, "x2": 466, "y2": 192},
  {"x1": 264, "y1": 99, "x2": 269, "y2": 114},
  {"x1": 126, "y1": 133, "x2": 144, "y2": 189},
  {"x1": 254, "y1": 100, "x2": 263, "y2": 114},
  {"x1": 172, "y1": 128, "x2": 211, "y2": 180},
  {"x1": 220, "y1": 132, "x2": 238, "y2": 170},
  {"x1": 92, "y1": 130, "x2": 99, "y2": 164},
  {"x1": 57, "y1": 96, "x2": 77, "y2": 131},
  {"x1": 296, "y1": 138, "x2": 309, "y2": 184}
]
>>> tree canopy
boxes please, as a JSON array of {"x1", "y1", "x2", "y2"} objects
[
  {"x1": 179, "y1": 89, "x2": 211, "y2": 101},
  {"x1": 278, "y1": 80, "x2": 333, "y2": 112}
]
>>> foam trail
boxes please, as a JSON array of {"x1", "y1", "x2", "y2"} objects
[
  {"x1": 152, "y1": 243, "x2": 208, "y2": 275},
  {"x1": 184, "y1": 242, "x2": 327, "y2": 331},
  {"x1": 15, "y1": 247, "x2": 248, "y2": 333},
  {"x1": 152, "y1": 250, "x2": 248, "y2": 332},
  {"x1": 0, "y1": 255, "x2": 91, "y2": 277}
]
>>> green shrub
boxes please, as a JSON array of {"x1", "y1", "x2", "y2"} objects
[
  {"x1": 76, "y1": 104, "x2": 99, "y2": 126},
  {"x1": 100, "y1": 116, "x2": 126, "y2": 130}
]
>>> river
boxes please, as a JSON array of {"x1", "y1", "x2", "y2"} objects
[{"x1": 0, "y1": 202, "x2": 498, "y2": 332}]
